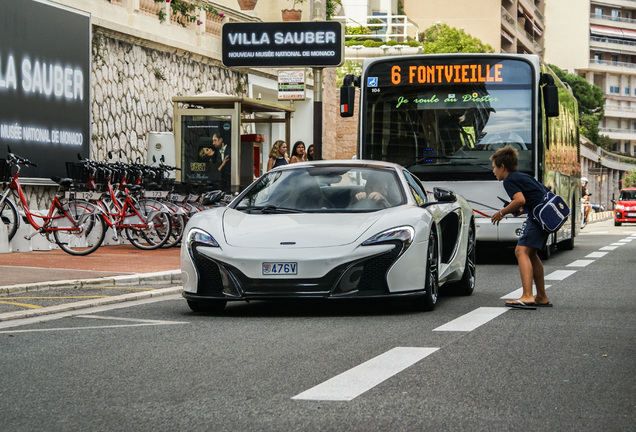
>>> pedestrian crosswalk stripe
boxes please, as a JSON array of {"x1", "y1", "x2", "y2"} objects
[
  {"x1": 292, "y1": 347, "x2": 439, "y2": 401},
  {"x1": 433, "y1": 307, "x2": 508, "y2": 332}
]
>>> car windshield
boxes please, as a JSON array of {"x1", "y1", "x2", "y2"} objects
[
  {"x1": 619, "y1": 190, "x2": 636, "y2": 201},
  {"x1": 233, "y1": 166, "x2": 406, "y2": 213}
]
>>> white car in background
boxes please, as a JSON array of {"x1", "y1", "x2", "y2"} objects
[{"x1": 181, "y1": 160, "x2": 476, "y2": 313}]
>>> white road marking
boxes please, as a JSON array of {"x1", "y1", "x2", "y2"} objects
[
  {"x1": 0, "y1": 294, "x2": 183, "y2": 330},
  {"x1": 433, "y1": 307, "x2": 508, "y2": 332},
  {"x1": 586, "y1": 252, "x2": 608, "y2": 258},
  {"x1": 567, "y1": 260, "x2": 594, "y2": 267},
  {"x1": 599, "y1": 246, "x2": 618, "y2": 251},
  {"x1": 292, "y1": 347, "x2": 439, "y2": 401},
  {"x1": 501, "y1": 285, "x2": 552, "y2": 300},
  {"x1": 610, "y1": 242, "x2": 625, "y2": 246},
  {"x1": 0, "y1": 321, "x2": 188, "y2": 334},
  {"x1": 545, "y1": 270, "x2": 577, "y2": 280}
]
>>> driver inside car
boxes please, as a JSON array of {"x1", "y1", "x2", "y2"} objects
[{"x1": 355, "y1": 175, "x2": 391, "y2": 208}]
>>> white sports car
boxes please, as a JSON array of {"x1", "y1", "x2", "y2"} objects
[{"x1": 181, "y1": 160, "x2": 476, "y2": 312}]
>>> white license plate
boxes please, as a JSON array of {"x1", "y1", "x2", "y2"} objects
[
  {"x1": 262, "y1": 262, "x2": 297, "y2": 275},
  {"x1": 627, "y1": 212, "x2": 636, "y2": 217}
]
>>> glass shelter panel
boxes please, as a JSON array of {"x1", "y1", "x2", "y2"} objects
[{"x1": 181, "y1": 115, "x2": 232, "y2": 190}]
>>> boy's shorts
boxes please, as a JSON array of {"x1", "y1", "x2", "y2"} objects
[{"x1": 517, "y1": 217, "x2": 549, "y2": 250}]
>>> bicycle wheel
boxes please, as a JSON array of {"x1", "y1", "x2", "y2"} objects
[
  {"x1": 52, "y1": 200, "x2": 106, "y2": 256},
  {"x1": 163, "y1": 213, "x2": 186, "y2": 248},
  {"x1": 1, "y1": 196, "x2": 19, "y2": 241},
  {"x1": 125, "y1": 206, "x2": 172, "y2": 250}
]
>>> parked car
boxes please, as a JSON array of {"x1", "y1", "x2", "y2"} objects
[
  {"x1": 590, "y1": 203, "x2": 605, "y2": 213},
  {"x1": 613, "y1": 187, "x2": 636, "y2": 226},
  {"x1": 181, "y1": 160, "x2": 476, "y2": 313}
]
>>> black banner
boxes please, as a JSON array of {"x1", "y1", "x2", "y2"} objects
[
  {"x1": 0, "y1": 0, "x2": 91, "y2": 179},
  {"x1": 222, "y1": 21, "x2": 343, "y2": 68}
]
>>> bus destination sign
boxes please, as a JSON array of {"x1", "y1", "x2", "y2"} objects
[{"x1": 389, "y1": 63, "x2": 504, "y2": 85}]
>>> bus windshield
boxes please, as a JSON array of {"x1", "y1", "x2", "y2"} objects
[{"x1": 360, "y1": 57, "x2": 535, "y2": 180}]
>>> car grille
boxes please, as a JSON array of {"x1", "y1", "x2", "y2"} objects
[{"x1": 191, "y1": 243, "x2": 401, "y2": 298}]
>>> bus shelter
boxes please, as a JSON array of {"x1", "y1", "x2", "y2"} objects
[{"x1": 172, "y1": 94, "x2": 295, "y2": 193}]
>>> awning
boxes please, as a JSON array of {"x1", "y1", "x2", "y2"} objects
[
  {"x1": 501, "y1": 29, "x2": 514, "y2": 44},
  {"x1": 590, "y1": 24, "x2": 625, "y2": 38}
]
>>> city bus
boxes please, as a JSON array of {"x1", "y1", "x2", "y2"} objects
[{"x1": 340, "y1": 54, "x2": 581, "y2": 254}]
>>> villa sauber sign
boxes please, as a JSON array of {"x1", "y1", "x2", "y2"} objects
[{"x1": 222, "y1": 22, "x2": 344, "y2": 68}]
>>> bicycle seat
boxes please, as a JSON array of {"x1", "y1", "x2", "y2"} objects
[{"x1": 51, "y1": 176, "x2": 73, "y2": 188}]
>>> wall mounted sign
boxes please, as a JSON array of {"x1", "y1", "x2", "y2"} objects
[
  {"x1": 0, "y1": 0, "x2": 91, "y2": 179},
  {"x1": 222, "y1": 21, "x2": 344, "y2": 68}
]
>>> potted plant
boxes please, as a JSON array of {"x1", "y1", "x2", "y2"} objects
[
  {"x1": 237, "y1": 0, "x2": 257, "y2": 10},
  {"x1": 282, "y1": 0, "x2": 306, "y2": 21}
]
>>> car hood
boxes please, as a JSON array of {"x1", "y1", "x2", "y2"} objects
[{"x1": 222, "y1": 208, "x2": 383, "y2": 248}]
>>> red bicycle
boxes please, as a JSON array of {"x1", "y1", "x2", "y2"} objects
[{"x1": 0, "y1": 149, "x2": 106, "y2": 256}]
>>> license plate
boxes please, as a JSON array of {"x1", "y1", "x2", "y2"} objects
[
  {"x1": 627, "y1": 212, "x2": 636, "y2": 217},
  {"x1": 262, "y1": 262, "x2": 297, "y2": 275}
]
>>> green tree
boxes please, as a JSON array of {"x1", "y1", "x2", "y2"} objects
[
  {"x1": 623, "y1": 169, "x2": 636, "y2": 187},
  {"x1": 418, "y1": 23, "x2": 494, "y2": 54}
]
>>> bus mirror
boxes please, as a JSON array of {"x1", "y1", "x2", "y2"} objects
[
  {"x1": 543, "y1": 84, "x2": 559, "y2": 117},
  {"x1": 340, "y1": 85, "x2": 355, "y2": 118}
]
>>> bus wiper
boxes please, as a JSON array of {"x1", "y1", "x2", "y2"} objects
[{"x1": 406, "y1": 155, "x2": 477, "y2": 168}]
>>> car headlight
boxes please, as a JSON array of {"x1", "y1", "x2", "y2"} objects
[
  {"x1": 362, "y1": 226, "x2": 415, "y2": 248},
  {"x1": 615, "y1": 204, "x2": 624, "y2": 210},
  {"x1": 186, "y1": 228, "x2": 219, "y2": 248}
]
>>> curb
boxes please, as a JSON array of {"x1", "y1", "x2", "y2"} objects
[
  {"x1": 0, "y1": 270, "x2": 183, "y2": 296},
  {"x1": 0, "y1": 285, "x2": 183, "y2": 323}
]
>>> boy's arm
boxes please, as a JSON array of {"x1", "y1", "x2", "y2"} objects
[{"x1": 491, "y1": 192, "x2": 525, "y2": 225}]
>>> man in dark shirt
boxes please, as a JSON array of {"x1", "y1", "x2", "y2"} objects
[{"x1": 490, "y1": 146, "x2": 551, "y2": 310}]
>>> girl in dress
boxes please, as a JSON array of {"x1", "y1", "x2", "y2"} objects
[{"x1": 267, "y1": 140, "x2": 289, "y2": 171}]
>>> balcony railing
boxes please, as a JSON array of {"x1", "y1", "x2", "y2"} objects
[
  {"x1": 591, "y1": 35, "x2": 636, "y2": 48},
  {"x1": 590, "y1": 12, "x2": 636, "y2": 26},
  {"x1": 590, "y1": 58, "x2": 636, "y2": 69},
  {"x1": 113, "y1": 0, "x2": 260, "y2": 37},
  {"x1": 335, "y1": 14, "x2": 419, "y2": 43}
]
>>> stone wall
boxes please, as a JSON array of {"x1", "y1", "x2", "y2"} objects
[{"x1": 90, "y1": 28, "x2": 247, "y2": 162}]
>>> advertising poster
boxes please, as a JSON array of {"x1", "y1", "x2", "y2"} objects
[
  {"x1": 181, "y1": 116, "x2": 232, "y2": 191},
  {"x1": 0, "y1": 0, "x2": 91, "y2": 179}
]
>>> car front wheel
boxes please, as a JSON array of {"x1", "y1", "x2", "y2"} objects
[{"x1": 415, "y1": 229, "x2": 439, "y2": 311}]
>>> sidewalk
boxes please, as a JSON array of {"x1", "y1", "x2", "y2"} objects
[{"x1": 0, "y1": 244, "x2": 181, "y2": 294}]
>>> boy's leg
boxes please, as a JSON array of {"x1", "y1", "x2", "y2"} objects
[
  {"x1": 513, "y1": 245, "x2": 536, "y2": 303},
  {"x1": 530, "y1": 250, "x2": 549, "y2": 304}
]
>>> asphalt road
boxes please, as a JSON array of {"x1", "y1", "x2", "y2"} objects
[{"x1": 0, "y1": 220, "x2": 634, "y2": 431}]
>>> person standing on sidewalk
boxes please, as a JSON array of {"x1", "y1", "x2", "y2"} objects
[{"x1": 489, "y1": 146, "x2": 552, "y2": 310}]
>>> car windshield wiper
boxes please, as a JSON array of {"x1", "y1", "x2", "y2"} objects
[{"x1": 237, "y1": 205, "x2": 301, "y2": 214}]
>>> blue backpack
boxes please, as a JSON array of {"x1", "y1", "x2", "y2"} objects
[{"x1": 531, "y1": 184, "x2": 570, "y2": 233}]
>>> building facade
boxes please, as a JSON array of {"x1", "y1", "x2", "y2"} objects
[
  {"x1": 545, "y1": 0, "x2": 636, "y2": 158},
  {"x1": 403, "y1": 0, "x2": 546, "y2": 55}
]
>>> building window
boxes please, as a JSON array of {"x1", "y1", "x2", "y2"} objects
[
  {"x1": 595, "y1": 52, "x2": 603, "y2": 61},
  {"x1": 612, "y1": 55, "x2": 619, "y2": 63},
  {"x1": 626, "y1": 87, "x2": 630, "y2": 95},
  {"x1": 595, "y1": 7, "x2": 603, "y2": 18},
  {"x1": 610, "y1": 85, "x2": 620, "y2": 93},
  {"x1": 611, "y1": 9, "x2": 621, "y2": 20}
]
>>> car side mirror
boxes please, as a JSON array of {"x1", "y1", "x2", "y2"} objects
[{"x1": 433, "y1": 187, "x2": 456, "y2": 203}]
